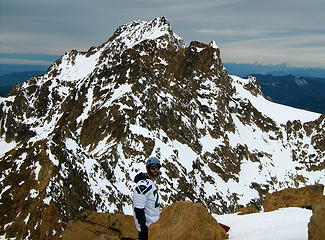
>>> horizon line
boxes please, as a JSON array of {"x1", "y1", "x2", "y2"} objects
[{"x1": 0, "y1": 53, "x2": 325, "y2": 70}]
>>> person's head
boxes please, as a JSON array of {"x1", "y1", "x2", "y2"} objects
[{"x1": 146, "y1": 157, "x2": 161, "y2": 180}]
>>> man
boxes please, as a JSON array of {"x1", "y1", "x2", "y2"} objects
[{"x1": 133, "y1": 157, "x2": 161, "y2": 240}]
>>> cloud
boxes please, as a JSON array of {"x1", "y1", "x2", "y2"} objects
[
  {"x1": 0, "y1": 0, "x2": 324, "y2": 67},
  {"x1": 0, "y1": 58, "x2": 54, "y2": 65},
  {"x1": 219, "y1": 34, "x2": 325, "y2": 67}
]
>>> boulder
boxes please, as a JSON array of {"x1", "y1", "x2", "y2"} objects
[
  {"x1": 308, "y1": 199, "x2": 325, "y2": 240},
  {"x1": 264, "y1": 184, "x2": 325, "y2": 212},
  {"x1": 61, "y1": 211, "x2": 137, "y2": 240},
  {"x1": 149, "y1": 201, "x2": 227, "y2": 240}
]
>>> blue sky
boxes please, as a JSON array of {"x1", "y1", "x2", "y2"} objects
[{"x1": 0, "y1": 0, "x2": 325, "y2": 67}]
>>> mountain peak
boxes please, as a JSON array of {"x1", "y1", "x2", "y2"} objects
[
  {"x1": 108, "y1": 16, "x2": 184, "y2": 50},
  {"x1": 45, "y1": 16, "x2": 185, "y2": 83}
]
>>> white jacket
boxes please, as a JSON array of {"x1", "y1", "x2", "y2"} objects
[{"x1": 133, "y1": 175, "x2": 160, "y2": 231}]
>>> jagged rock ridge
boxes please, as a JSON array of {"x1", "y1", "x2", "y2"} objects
[{"x1": 0, "y1": 16, "x2": 324, "y2": 239}]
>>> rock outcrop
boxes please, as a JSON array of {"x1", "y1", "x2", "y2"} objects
[
  {"x1": 60, "y1": 201, "x2": 227, "y2": 240},
  {"x1": 308, "y1": 199, "x2": 325, "y2": 240},
  {"x1": 149, "y1": 201, "x2": 227, "y2": 240},
  {"x1": 61, "y1": 211, "x2": 137, "y2": 240},
  {"x1": 264, "y1": 184, "x2": 325, "y2": 212}
]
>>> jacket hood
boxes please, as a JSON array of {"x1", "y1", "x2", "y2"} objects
[{"x1": 134, "y1": 172, "x2": 149, "y2": 183}]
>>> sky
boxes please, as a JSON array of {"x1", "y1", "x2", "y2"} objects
[{"x1": 0, "y1": 0, "x2": 325, "y2": 68}]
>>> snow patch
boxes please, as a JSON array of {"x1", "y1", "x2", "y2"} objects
[
  {"x1": 57, "y1": 51, "x2": 101, "y2": 82},
  {"x1": 29, "y1": 189, "x2": 39, "y2": 198},
  {"x1": 0, "y1": 139, "x2": 16, "y2": 157}
]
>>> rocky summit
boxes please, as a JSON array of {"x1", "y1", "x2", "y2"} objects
[{"x1": 0, "y1": 16, "x2": 324, "y2": 239}]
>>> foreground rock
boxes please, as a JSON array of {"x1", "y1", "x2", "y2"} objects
[
  {"x1": 264, "y1": 184, "x2": 324, "y2": 212},
  {"x1": 61, "y1": 201, "x2": 226, "y2": 240},
  {"x1": 149, "y1": 201, "x2": 227, "y2": 240},
  {"x1": 61, "y1": 211, "x2": 137, "y2": 240},
  {"x1": 308, "y1": 199, "x2": 325, "y2": 240}
]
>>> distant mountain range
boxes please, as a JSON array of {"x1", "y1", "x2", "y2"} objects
[
  {"x1": 0, "y1": 63, "x2": 49, "y2": 75},
  {"x1": 224, "y1": 63, "x2": 325, "y2": 78},
  {"x1": 251, "y1": 74, "x2": 325, "y2": 114},
  {"x1": 0, "y1": 71, "x2": 45, "y2": 96},
  {"x1": 0, "y1": 64, "x2": 49, "y2": 96}
]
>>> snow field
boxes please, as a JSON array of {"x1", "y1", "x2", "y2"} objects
[{"x1": 214, "y1": 207, "x2": 312, "y2": 240}]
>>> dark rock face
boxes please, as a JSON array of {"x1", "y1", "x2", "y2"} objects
[
  {"x1": 286, "y1": 115, "x2": 325, "y2": 171},
  {"x1": 0, "y1": 17, "x2": 324, "y2": 239},
  {"x1": 308, "y1": 199, "x2": 325, "y2": 240}
]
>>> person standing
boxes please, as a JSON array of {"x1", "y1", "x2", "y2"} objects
[{"x1": 133, "y1": 157, "x2": 161, "y2": 240}]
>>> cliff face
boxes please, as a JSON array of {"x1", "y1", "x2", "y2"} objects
[{"x1": 0, "y1": 16, "x2": 324, "y2": 239}]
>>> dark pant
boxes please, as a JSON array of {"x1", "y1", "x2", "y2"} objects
[{"x1": 138, "y1": 225, "x2": 148, "y2": 240}]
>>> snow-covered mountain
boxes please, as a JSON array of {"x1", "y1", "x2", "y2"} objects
[{"x1": 0, "y1": 16, "x2": 324, "y2": 239}]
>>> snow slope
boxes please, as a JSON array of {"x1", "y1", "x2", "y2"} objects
[{"x1": 231, "y1": 75, "x2": 321, "y2": 124}]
